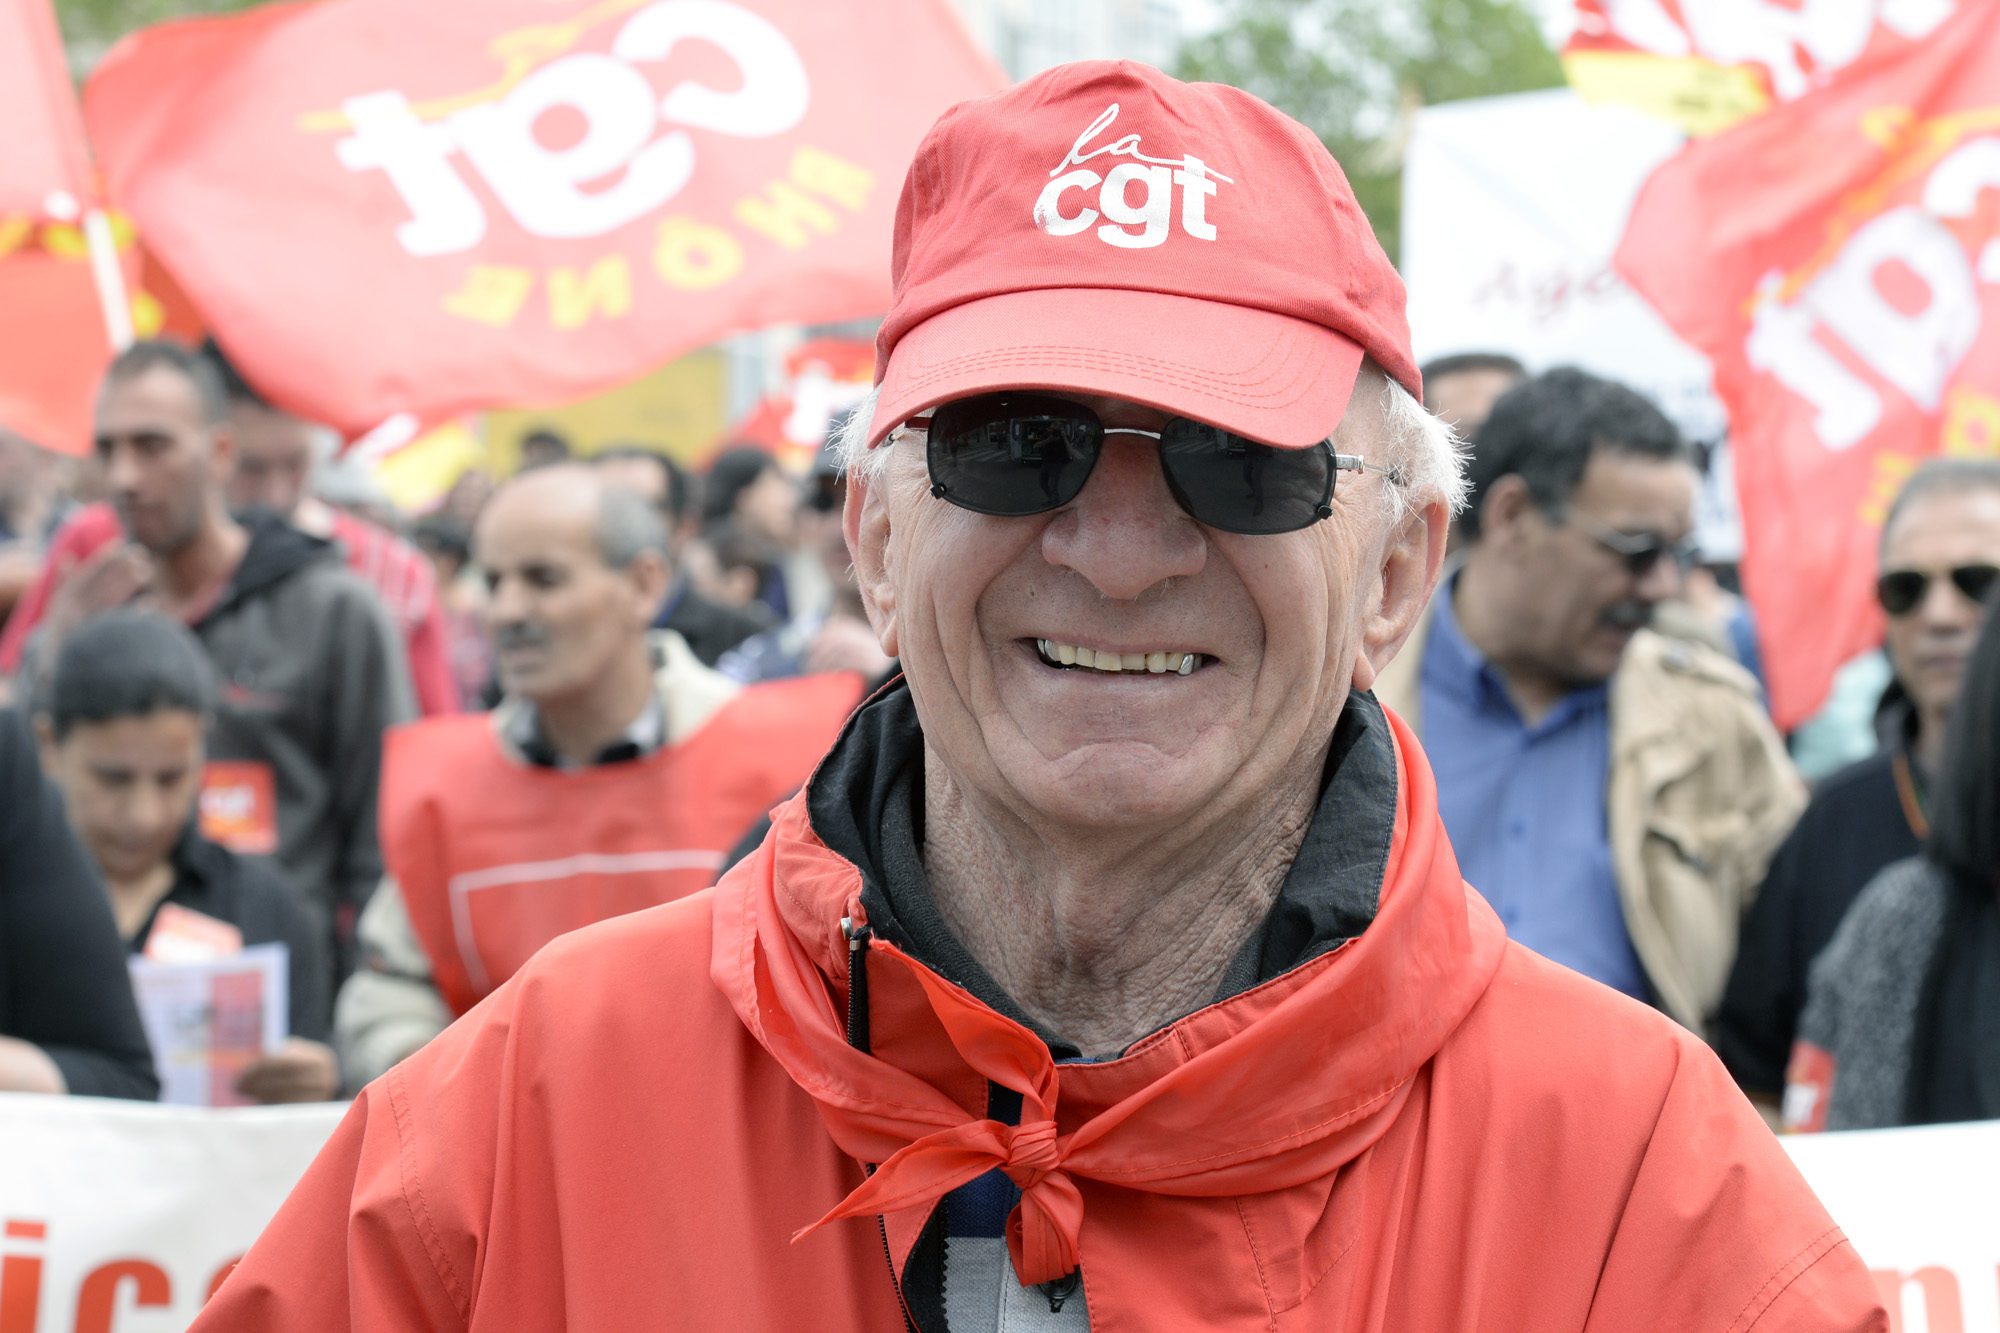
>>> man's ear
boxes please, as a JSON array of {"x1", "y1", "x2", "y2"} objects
[
  {"x1": 843, "y1": 466, "x2": 899, "y2": 659},
  {"x1": 1353, "y1": 498, "x2": 1447, "y2": 692},
  {"x1": 1474, "y1": 473, "x2": 1537, "y2": 551},
  {"x1": 627, "y1": 550, "x2": 670, "y2": 623}
]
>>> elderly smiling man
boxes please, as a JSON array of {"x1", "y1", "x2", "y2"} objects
[{"x1": 196, "y1": 63, "x2": 1882, "y2": 1332}]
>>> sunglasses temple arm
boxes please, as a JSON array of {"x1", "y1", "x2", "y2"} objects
[{"x1": 1332, "y1": 452, "x2": 1404, "y2": 485}]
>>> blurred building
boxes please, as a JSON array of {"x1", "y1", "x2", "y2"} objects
[{"x1": 950, "y1": 0, "x2": 1187, "y2": 78}]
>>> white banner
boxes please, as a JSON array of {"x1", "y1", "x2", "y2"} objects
[
  {"x1": 1785, "y1": 1120, "x2": 2000, "y2": 1333},
  {"x1": 0, "y1": 1091, "x2": 1991, "y2": 1330},
  {"x1": 1402, "y1": 87, "x2": 1717, "y2": 434},
  {"x1": 0, "y1": 1093, "x2": 343, "y2": 1332},
  {"x1": 1401, "y1": 88, "x2": 1748, "y2": 559}
]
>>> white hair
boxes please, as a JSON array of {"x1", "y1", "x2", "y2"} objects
[
  {"x1": 839, "y1": 367, "x2": 1468, "y2": 527},
  {"x1": 1342, "y1": 366, "x2": 1470, "y2": 525}
]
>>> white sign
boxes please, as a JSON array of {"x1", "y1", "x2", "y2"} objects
[
  {"x1": 1403, "y1": 88, "x2": 1719, "y2": 432},
  {"x1": 0, "y1": 1092, "x2": 1989, "y2": 1331},
  {"x1": 1784, "y1": 1120, "x2": 2000, "y2": 1332},
  {"x1": 1402, "y1": 86, "x2": 1736, "y2": 552},
  {"x1": 0, "y1": 1094, "x2": 343, "y2": 1332}
]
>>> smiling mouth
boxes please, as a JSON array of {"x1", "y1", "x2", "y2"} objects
[{"x1": 1032, "y1": 638, "x2": 1210, "y2": 676}]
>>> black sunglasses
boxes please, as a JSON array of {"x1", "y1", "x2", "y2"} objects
[
  {"x1": 1876, "y1": 563, "x2": 2000, "y2": 617},
  {"x1": 1560, "y1": 508, "x2": 1700, "y2": 578},
  {"x1": 904, "y1": 392, "x2": 1401, "y2": 536}
]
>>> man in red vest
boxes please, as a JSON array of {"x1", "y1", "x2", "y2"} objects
[{"x1": 334, "y1": 464, "x2": 859, "y2": 1087}]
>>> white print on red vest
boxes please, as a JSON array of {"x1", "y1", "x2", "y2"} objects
[
  {"x1": 1591, "y1": 0, "x2": 1954, "y2": 99},
  {"x1": 333, "y1": 0, "x2": 808, "y2": 259},
  {"x1": 1746, "y1": 134, "x2": 2000, "y2": 452},
  {"x1": 1032, "y1": 104, "x2": 1236, "y2": 251}
]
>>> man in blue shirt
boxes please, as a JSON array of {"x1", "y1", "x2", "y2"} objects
[{"x1": 1374, "y1": 368, "x2": 1802, "y2": 1031}]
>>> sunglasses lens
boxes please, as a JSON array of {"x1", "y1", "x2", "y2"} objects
[
  {"x1": 1877, "y1": 571, "x2": 1927, "y2": 616},
  {"x1": 1952, "y1": 564, "x2": 2000, "y2": 604},
  {"x1": 1157, "y1": 422, "x2": 1333, "y2": 535},
  {"x1": 927, "y1": 395, "x2": 1099, "y2": 517}
]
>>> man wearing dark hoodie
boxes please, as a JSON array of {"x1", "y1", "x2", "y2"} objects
[{"x1": 1, "y1": 339, "x2": 413, "y2": 986}]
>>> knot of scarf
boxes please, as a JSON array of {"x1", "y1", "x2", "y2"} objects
[{"x1": 795, "y1": 1116, "x2": 1086, "y2": 1286}]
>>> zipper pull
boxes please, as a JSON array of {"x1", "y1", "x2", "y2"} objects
[{"x1": 840, "y1": 914, "x2": 873, "y2": 1055}]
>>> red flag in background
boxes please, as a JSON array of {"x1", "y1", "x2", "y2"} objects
[
  {"x1": 1614, "y1": 1, "x2": 2000, "y2": 729},
  {"x1": 717, "y1": 336, "x2": 873, "y2": 470},
  {"x1": 1564, "y1": 1, "x2": 1960, "y2": 135},
  {"x1": 83, "y1": 0, "x2": 1008, "y2": 436},
  {"x1": 0, "y1": 0, "x2": 94, "y2": 219},
  {"x1": 0, "y1": 0, "x2": 130, "y2": 455},
  {"x1": 1567, "y1": 0, "x2": 1958, "y2": 100}
]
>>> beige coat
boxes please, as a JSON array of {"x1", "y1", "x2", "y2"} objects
[{"x1": 1373, "y1": 595, "x2": 1804, "y2": 1034}]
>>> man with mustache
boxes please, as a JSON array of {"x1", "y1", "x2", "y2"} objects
[
  {"x1": 334, "y1": 465, "x2": 860, "y2": 1088},
  {"x1": 1374, "y1": 367, "x2": 1803, "y2": 1032}
]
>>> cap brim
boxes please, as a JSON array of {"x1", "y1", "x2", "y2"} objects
[{"x1": 869, "y1": 288, "x2": 1367, "y2": 449}]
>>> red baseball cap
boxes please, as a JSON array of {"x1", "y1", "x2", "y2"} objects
[{"x1": 868, "y1": 60, "x2": 1420, "y2": 450}]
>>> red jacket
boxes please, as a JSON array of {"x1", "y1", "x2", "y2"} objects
[
  {"x1": 195, "y1": 698, "x2": 1884, "y2": 1331},
  {"x1": 0, "y1": 503, "x2": 459, "y2": 715}
]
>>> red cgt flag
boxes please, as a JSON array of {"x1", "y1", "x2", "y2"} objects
[
  {"x1": 0, "y1": 0, "x2": 95, "y2": 219},
  {"x1": 82, "y1": 0, "x2": 1006, "y2": 435},
  {"x1": 1566, "y1": 0, "x2": 1958, "y2": 102},
  {"x1": 1614, "y1": 1, "x2": 2000, "y2": 729}
]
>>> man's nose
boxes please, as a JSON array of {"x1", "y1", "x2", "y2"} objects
[
  {"x1": 484, "y1": 576, "x2": 531, "y2": 628},
  {"x1": 126, "y1": 781, "x2": 173, "y2": 838},
  {"x1": 1917, "y1": 572, "x2": 1982, "y2": 628},
  {"x1": 1039, "y1": 436, "x2": 1206, "y2": 600},
  {"x1": 1633, "y1": 551, "x2": 1686, "y2": 603},
  {"x1": 104, "y1": 442, "x2": 145, "y2": 495}
]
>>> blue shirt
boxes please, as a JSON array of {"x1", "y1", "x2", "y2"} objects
[{"x1": 1418, "y1": 582, "x2": 1650, "y2": 1001}]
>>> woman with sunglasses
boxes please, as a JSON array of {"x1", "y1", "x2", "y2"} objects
[{"x1": 1789, "y1": 583, "x2": 2000, "y2": 1129}]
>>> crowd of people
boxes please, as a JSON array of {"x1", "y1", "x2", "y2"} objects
[
  {"x1": 0, "y1": 339, "x2": 883, "y2": 1105},
  {"x1": 1, "y1": 52, "x2": 1988, "y2": 1331}
]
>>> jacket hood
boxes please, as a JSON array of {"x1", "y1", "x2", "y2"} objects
[
  {"x1": 202, "y1": 508, "x2": 339, "y2": 622},
  {"x1": 709, "y1": 686, "x2": 1507, "y2": 1287}
]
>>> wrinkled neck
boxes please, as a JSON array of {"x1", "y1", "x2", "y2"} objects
[{"x1": 918, "y1": 752, "x2": 1318, "y2": 1057}]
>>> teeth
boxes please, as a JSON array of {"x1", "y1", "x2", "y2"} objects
[{"x1": 1036, "y1": 639, "x2": 1204, "y2": 676}]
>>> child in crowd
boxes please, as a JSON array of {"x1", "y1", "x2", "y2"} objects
[{"x1": 37, "y1": 610, "x2": 339, "y2": 1103}]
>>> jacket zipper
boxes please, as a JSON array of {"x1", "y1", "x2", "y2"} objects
[
  {"x1": 845, "y1": 915, "x2": 919, "y2": 1329},
  {"x1": 877, "y1": 1213, "x2": 922, "y2": 1332}
]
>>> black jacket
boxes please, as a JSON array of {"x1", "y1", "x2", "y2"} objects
[
  {"x1": 195, "y1": 510, "x2": 415, "y2": 981},
  {"x1": 656, "y1": 581, "x2": 774, "y2": 667},
  {"x1": 1717, "y1": 745, "x2": 1923, "y2": 1095},
  {"x1": 0, "y1": 711, "x2": 158, "y2": 1099}
]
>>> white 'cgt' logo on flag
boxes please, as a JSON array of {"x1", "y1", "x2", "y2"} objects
[{"x1": 1032, "y1": 104, "x2": 1234, "y2": 250}]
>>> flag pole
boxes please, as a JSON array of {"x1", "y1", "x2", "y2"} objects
[{"x1": 79, "y1": 204, "x2": 133, "y2": 351}]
